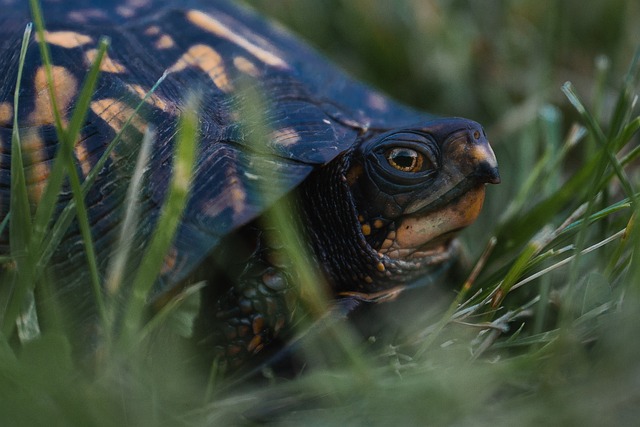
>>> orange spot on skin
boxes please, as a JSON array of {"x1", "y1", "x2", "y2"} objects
[
  {"x1": 0, "y1": 102, "x2": 13, "y2": 126},
  {"x1": 85, "y1": 49, "x2": 128, "y2": 74},
  {"x1": 186, "y1": 10, "x2": 288, "y2": 69},
  {"x1": 376, "y1": 262, "x2": 386, "y2": 272},
  {"x1": 40, "y1": 31, "x2": 94, "y2": 48},
  {"x1": 168, "y1": 44, "x2": 233, "y2": 93},
  {"x1": 361, "y1": 224, "x2": 371, "y2": 236},
  {"x1": 155, "y1": 34, "x2": 176, "y2": 49},
  {"x1": 247, "y1": 335, "x2": 262, "y2": 353},
  {"x1": 373, "y1": 219, "x2": 384, "y2": 229},
  {"x1": 29, "y1": 66, "x2": 78, "y2": 126},
  {"x1": 252, "y1": 316, "x2": 265, "y2": 335},
  {"x1": 233, "y1": 56, "x2": 260, "y2": 77},
  {"x1": 90, "y1": 98, "x2": 148, "y2": 135}
]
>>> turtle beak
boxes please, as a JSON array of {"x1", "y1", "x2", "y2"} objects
[{"x1": 467, "y1": 135, "x2": 500, "y2": 185}]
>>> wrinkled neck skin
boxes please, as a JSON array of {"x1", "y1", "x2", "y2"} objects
[{"x1": 298, "y1": 149, "x2": 457, "y2": 295}]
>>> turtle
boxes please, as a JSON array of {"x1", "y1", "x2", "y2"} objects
[{"x1": 0, "y1": 0, "x2": 499, "y2": 372}]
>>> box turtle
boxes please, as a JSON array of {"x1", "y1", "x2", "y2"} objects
[{"x1": 0, "y1": 0, "x2": 499, "y2": 371}]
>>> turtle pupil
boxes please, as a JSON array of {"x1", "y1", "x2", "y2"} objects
[
  {"x1": 387, "y1": 148, "x2": 423, "y2": 172},
  {"x1": 395, "y1": 153, "x2": 415, "y2": 168}
]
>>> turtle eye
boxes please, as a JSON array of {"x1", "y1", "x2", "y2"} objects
[{"x1": 386, "y1": 147, "x2": 426, "y2": 173}]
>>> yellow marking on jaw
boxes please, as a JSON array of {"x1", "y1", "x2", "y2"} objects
[
  {"x1": 168, "y1": 44, "x2": 233, "y2": 93},
  {"x1": 156, "y1": 34, "x2": 176, "y2": 49},
  {"x1": 85, "y1": 49, "x2": 127, "y2": 74},
  {"x1": 186, "y1": 10, "x2": 288, "y2": 69},
  {"x1": 389, "y1": 186, "x2": 487, "y2": 260},
  {"x1": 376, "y1": 262, "x2": 386, "y2": 272},
  {"x1": 0, "y1": 102, "x2": 13, "y2": 126},
  {"x1": 270, "y1": 127, "x2": 301, "y2": 147},
  {"x1": 90, "y1": 98, "x2": 148, "y2": 135},
  {"x1": 40, "y1": 31, "x2": 94, "y2": 49},
  {"x1": 30, "y1": 66, "x2": 78, "y2": 126},
  {"x1": 233, "y1": 56, "x2": 260, "y2": 77},
  {"x1": 126, "y1": 84, "x2": 170, "y2": 111}
]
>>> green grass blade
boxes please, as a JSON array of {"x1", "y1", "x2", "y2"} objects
[
  {"x1": 61, "y1": 135, "x2": 107, "y2": 330},
  {"x1": 53, "y1": 39, "x2": 112, "y2": 329},
  {"x1": 490, "y1": 237, "x2": 541, "y2": 310},
  {"x1": 561, "y1": 81, "x2": 637, "y2": 293},
  {"x1": 8, "y1": 23, "x2": 33, "y2": 253},
  {"x1": 103, "y1": 128, "x2": 154, "y2": 348},
  {"x1": 105, "y1": 128, "x2": 154, "y2": 297},
  {"x1": 28, "y1": 0, "x2": 64, "y2": 135},
  {"x1": 562, "y1": 82, "x2": 636, "y2": 203},
  {"x1": 65, "y1": 37, "x2": 109, "y2": 143},
  {"x1": 608, "y1": 47, "x2": 640, "y2": 140},
  {"x1": 2, "y1": 23, "x2": 35, "y2": 336},
  {"x1": 119, "y1": 98, "x2": 198, "y2": 347}
]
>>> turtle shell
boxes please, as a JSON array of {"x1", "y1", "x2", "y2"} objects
[{"x1": 0, "y1": 0, "x2": 435, "y2": 305}]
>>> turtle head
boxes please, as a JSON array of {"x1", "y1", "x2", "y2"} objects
[{"x1": 347, "y1": 117, "x2": 500, "y2": 260}]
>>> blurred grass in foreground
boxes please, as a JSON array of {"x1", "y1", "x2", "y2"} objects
[{"x1": 1, "y1": 0, "x2": 640, "y2": 426}]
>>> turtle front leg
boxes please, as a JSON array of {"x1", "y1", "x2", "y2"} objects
[{"x1": 195, "y1": 228, "x2": 298, "y2": 373}]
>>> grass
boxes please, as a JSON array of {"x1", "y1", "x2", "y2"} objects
[{"x1": 1, "y1": 0, "x2": 640, "y2": 426}]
